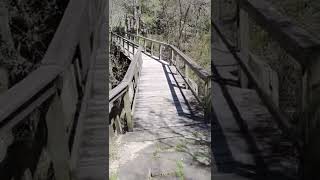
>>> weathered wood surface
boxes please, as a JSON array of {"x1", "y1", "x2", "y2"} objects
[
  {"x1": 133, "y1": 54, "x2": 205, "y2": 130},
  {"x1": 74, "y1": 51, "x2": 108, "y2": 180}
]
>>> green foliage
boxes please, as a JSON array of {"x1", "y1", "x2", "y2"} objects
[
  {"x1": 140, "y1": 0, "x2": 211, "y2": 69},
  {"x1": 0, "y1": 0, "x2": 69, "y2": 85},
  {"x1": 7, "y1": 0, "x2": 69, "y2": 63},
  {"x1": 175, "y1": 160, "x2": 184, "y2": 180},
  {"x1": 109, "y1": 44, "x2": 131, "y2": 88},
  {"x1": 110, "y1": 0, "x2": 211, "y2": 86},
  {"x1": 187, "y1": 33, "x2": 210, "y2": 70},
  {"x1": 0, "y1": 39, "x2": 33, "y2": 86},
  {"x1": 109, "y1": 172, "x2": 118, "y2": 180}
]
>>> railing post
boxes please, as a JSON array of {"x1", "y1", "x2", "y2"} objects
[
  {"x1": 46, "y1": 93, "x2": 71, "y2": 180},
  {"x1": 124, "y1": 87, "x2": 133, "y2": 131},
  {"x1": 238, "y1": 5, "x2": 250, "y2": 88},
  {"x1": 127, "y1": 40, "x2": 129, "y2": 53},
  {"x1": 171, "y1": 48, "x2": 174, "y2": 66},
  {"x1": 151, "y1": 42, "x2": 154, "y2": 57},
  {"x1": 213, "y1": 0, "x2": 222, "y2": 45},
  {"x1": 185, "y1": 65, "x2": 189, "y2": 90},
  {"x1": 159, "y1": 44, "x2": 162, "y2": 60},
  {"x1": 114, "y1": 115, "x2": 122, "y2": 134},
  {"x1": 133, "y1": 44, "x2": 135, "y2": 55},
  {"x1": 204, "y1": 78, "x2": 212, "y2": 122},
  {"x1": 144, "y1": 39, "x2": 146, "y2": 51},
  {"x1": 302, "y1": 55, "x2": 320, "y2": 179}
]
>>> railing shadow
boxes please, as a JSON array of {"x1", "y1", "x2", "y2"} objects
[{"x1": 141, "y1": 53, "x2": 203, "y2": 120}]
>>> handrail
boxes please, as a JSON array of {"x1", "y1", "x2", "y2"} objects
[
  {"x1": 169, "y1": 45, "x2": 211, "y2": 80},
  {"x1": 109, "y1": 47, "x2": 143, "y2": 105},
  {"x1": 109, "y1": 33, "x2": 143, "y2": 133},
  {"x1": 131, "y1": 34, "x2": 169, "y2": 46},
  {"x1": 124, "y1": 32, "x2": 211, "y2": 78},
  {"x1": 0, "y1": 0, "x2": 91, "y2": 130}
]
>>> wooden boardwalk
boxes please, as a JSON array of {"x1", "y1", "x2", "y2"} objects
[{"x1": 110, "y1": 52, "x2": 211, "y2": 179}]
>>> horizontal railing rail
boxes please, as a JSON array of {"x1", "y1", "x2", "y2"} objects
[{"x1": 0, "y1": 0, "x2": 106, "y2": 179}]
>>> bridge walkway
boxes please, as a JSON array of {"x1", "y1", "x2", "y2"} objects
[{"x1": 109, "y1": 41, "x2": 212, "y2": 179}]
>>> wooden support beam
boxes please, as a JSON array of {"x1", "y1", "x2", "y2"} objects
[
  {"x1": 238, "y1": 6, "x2": 249, "y2": 88},
  {"x1": 159, "y1": 45, "x2": 162, "y2": 60},
  {"x1": 124, "y1": 88, "x2": 133, "y2": 132},
  {"x1": 151, "y1": 42, "x2": 154, "y2": 57},
  {"x1": 302, "y1": 54, "x2": 320, "y2": 179},
  {"x1": 46, "y1": 94, "x2": 71, "y2": 180}
]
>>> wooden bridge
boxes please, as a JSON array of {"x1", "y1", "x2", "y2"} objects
[
  {"x1": 109, "y1": 0, "x2": 320, "y2": 180},
  {"x1": 0, "y1": 0, "x2": 319, "y2": 180},
  {"x1": 109, "y1": 33, "x2": 212, "y2": 179}
]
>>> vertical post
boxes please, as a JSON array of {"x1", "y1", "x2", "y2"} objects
[
  {"x1": 151, "y1": 42, "x2": 154, "y2": 57},
  {"x1": 185, "y1": 65, "x2": 189, "y2": 90},
  {"x1": 302, "y1": 55, "x2": 320, "y2": 180},
  {"x1": 124, "y1": 87, "x2": 133, "y2": 131},
  {"x1": 144, "y1": 39, "x2": 146, "y2": 51},
  {"x1": 127, "y1": 40, "x2": 129, "y2": 52},
  {"x1": 133, "y1": 44, "x2": 135, "y2": 55},
  {"x1": 159, "y1": 44, "x2": 162, "y2": 60},
  {"x1": 170, "y1": 47, "x2": 174, "y2": 66},
  {"x1": 204, "y1": 78, "x2": 212, "y2": 122},
  {"x1": 46, "y1": 93, "x2": 71, "y2": 180},
  {"x1": 238, "y1": 5, "x2": 249, "y2": 88},
  {"x1": 212, "y1": 0, "x2": 222, "y2": 45},
  {"x1": 114, "y1": 115, "x2": 122, "y2": 134}
]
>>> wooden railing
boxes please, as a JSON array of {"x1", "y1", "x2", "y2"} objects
[
  {"x1": 124, "y1": 33, "x2": 213, "y2": 121},
  {"x1": 213, "y1": 0, "x2": 320, "y2": 177},
  {"x1": 0, "y1": 0, "x2": 106, "y2": 179},
  {"x1": 109, "y1": 33, "x2": 143, "y2": 135}
]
